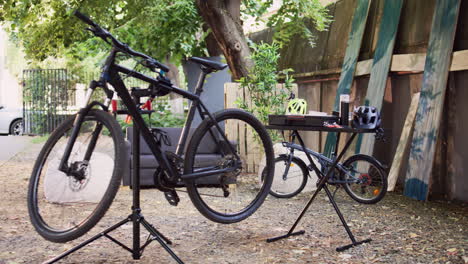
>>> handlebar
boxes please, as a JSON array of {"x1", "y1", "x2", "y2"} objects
[
  {"x1": 74, "y1": 10, "x2": 98, "y2": 28},
  {"x1": 73, "y1": 11, "x2": 170, "y2": 73}
]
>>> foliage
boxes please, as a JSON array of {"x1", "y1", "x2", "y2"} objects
[
  {"x1": 117, "y1": 0, "x2": 207, "y2": 62},
  {"x1": 30, "y1": 135, "x2": 49, "y2": 144},
  {"x1": 1, "y1": 0, "x2": 330, "y2": 66},
  {"x1": 0, "y1": 0, "x2": 206, "y2": 73},
  {"x1": 118, "y1": 104, "x2": 186, "y2": 134},
  {"x1": 236, "y1": 41, "x2": 294, "y2": 141},
  {"x1": 242, "y1": 0, "x2": 332, "y2": 47}
]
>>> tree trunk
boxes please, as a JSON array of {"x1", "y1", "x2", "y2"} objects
[
  {"x1": 164, "y1": 56, "x2": 184, "y2": 115},
  {"x1": 195, "y1": 0, "x2": 253, "y2": 80},
  {"x1": 165, "y1": 56, "x2": 181, "y2": 90},
  {"x1": 204, "y1": 24, "x2": 223, "y2": 57}
]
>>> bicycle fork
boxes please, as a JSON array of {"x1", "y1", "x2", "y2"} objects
[
  {"x1": 282, "y1": 149, "x2": 295, "y2": 181},
  {"x1": 59, "y1": 80, "x2": 113, "y2": 176}
]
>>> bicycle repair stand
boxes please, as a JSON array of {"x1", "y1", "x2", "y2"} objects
[
  {"x1": 265, "y1": 127, "x2": 372, "y2": 252},
  {"x1": 45, "y1": 92, "x2": 184, "y2": 264}
]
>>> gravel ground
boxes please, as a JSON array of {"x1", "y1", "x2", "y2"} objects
[{"x1": 0, "y1": 141, "x2": 467, "y2": 264}]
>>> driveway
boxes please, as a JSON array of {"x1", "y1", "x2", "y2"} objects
[
  {"x1": 0, "y1": 135, "x2": 32, "y2": 162},
  {"x1": 0, "y1": 137, "x2": 467, "y2": 263}
]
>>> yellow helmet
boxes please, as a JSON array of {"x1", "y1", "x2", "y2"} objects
[{"x1": 287, "y1": 98, "x2": 307, "y2": 115}]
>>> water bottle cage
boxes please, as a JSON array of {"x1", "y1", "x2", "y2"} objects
[{"x1": 151, "y1": 128, "x2": 171, "y2": 146}]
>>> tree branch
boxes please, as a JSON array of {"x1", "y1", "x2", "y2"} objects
[{"x1": 195, "y1": 0, "x2": 253, "y2": 80}]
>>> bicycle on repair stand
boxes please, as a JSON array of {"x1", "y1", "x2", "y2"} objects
[{"x1": 27, "y1": 11, "x2": 275, "y2": 245}]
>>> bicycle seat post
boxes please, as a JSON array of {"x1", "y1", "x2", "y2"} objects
[
  {"x1": 175, "y1": 66, "x2": 212, "y2": 156},
  {"x1": 194, "y1": 66, "x2": 212, "y2": 96}
]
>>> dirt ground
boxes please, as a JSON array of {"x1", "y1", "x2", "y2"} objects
[{"x1": 0, "y1": 141, "x2": 467, "y2": 264}]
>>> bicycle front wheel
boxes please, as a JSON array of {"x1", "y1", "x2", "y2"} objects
[
  {"x1": 342, "y1": 154, "x2": 387, "y2": 204},
  {"x1": 27, "y1": 109, "x2": 125, "y2": 243},
  {"x1": 262, "y1": 155, "x2": 308, "y2": 198},
  {"x1": 184, "y1": 109, "x2": 274, "y2": 223}
]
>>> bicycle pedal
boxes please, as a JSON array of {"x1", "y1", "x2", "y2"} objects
[{"x1": 164, "y1": 190, "x2": 180, "y2": 206}]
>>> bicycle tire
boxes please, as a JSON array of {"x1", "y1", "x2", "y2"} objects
[
  {"x1": 341, "y1": 154, "x2": 387, "y2": 204},
  {"x1": 184, "y1": 109, "x2": 274, "y2": 223},
  {"x1": 262, "y1": 155, "x2": 308, "y2": 198},
  {"x1": 27, "y1": 109, "x2": 125, "y2": 243}
]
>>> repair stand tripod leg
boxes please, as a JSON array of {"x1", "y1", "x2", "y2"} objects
[
  {"x1": 44, "y1": 105, "x2": 184, "y2": 264},
  {"x1": 44, "y1": 210, "x2": 183, "y2": 264},
  {"x1": 44, "y1": 217, "x2": 131, "y2": 263},
  {"x1": 267, "y1": 132, "x2": 371, "y2": 251}
]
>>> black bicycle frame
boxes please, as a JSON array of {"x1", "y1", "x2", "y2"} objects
[
  {"x1": 283, "y1": 135, "x2": 363, "y2": 185},
  {"x1": 59, "y1": 48, "x2": 239, "y2": 182}
]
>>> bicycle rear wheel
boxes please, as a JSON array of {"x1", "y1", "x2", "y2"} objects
[
  {"x1": 184, "y1": 109, "x2": 274, "y2": 223},
  {"x1": 27, "y1": 109, "x2": 125, "y2": 243},
  {"x1": 342, "y1": 154, "x2": 387, "y2": 204},
  {"x1": 262, "y1": 155, "x2": 308, "y2": 198}
]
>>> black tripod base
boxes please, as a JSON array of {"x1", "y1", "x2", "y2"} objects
[
  {"x1": 44, "y1": 214, "x2": 183, "y2": 264},
  {"x1": 266, "y1": 230, "x2": 305, "y2": 243},
  {"x1": 336, "y1": 238, "x2": 372, "y2": 252}
]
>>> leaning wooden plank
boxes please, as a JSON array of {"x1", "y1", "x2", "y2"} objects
[
  {"x1": 323, "y1": 0, "x2": 372, "y2": 157},
  {"x1": 356, "y1": 0, "x2": 404, "y2": 155},
  {"x1": 364, "y1": 0, "x2": 403, "y2": 110},
  {"x1": 388, "y1": 93, "x2": 420, "y2": 191},
  {"x1": 404, "y1": 0, "x2": 461, "y2": 201}
]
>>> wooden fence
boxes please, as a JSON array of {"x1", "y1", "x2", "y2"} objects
[{"x1": 224, "y1": 83, "x2": 298, "y2": 173}]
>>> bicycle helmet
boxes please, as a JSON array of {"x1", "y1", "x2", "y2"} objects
[
  {"x1": 352, "y1": 106, "x2": 381, "y2": 129},
  {"x1": 287, "y1": 98, "x2": 307, "y2": 115}
]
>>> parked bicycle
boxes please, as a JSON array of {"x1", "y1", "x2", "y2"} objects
[
  {"x1": 27, "y1": 11, "x2": 274, "y2": 243},
  {"x1": 262, "y1": 131, "x2": 387, "y2": 204}
]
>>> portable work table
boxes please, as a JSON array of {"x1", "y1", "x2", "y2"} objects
[{"x1": 266, "y1": 122, "x2": 378, "y2": 251}]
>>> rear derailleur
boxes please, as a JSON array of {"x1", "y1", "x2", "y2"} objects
[{"x1": 218, "y1": 155, "x2": 242, "y2": 198}]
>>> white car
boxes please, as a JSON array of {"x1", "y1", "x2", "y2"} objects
[{"x1": 0, "y1": 105, "x2": 23, "y2": 135}]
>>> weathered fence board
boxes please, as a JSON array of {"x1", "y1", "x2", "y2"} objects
[
  {"x1": 390, "y1": 53, "x2": 426, "y2": 72},
  {"x1": 404, "y1": 0, "x2": 461, "y2": 201},
  {"x1": 298, "y1": 50, "x2": 468, "y2": 78},
  {"x1": 450, "y1": 50, "x2": 468, "y2": 72},
  {"x1": 323, "y1": 0, "x2": 372, "y2": 157},
  {"x1": 224, "y1": 83, "x2": 297, "y2": 173}
]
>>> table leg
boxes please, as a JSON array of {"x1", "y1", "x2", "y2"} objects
[
  {"x1": 267, "y1": 133, "x2": 371, "y2": 251},
  {"x1": 322, "y1": 184, "x2": 372, "y2": 251}
]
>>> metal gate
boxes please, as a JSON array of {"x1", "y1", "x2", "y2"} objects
[
  {"x1": 22, "y1": 68, "x2": 174, "y2": 135},
  {"x1": 22, "y1": 69, "x2": 75, "y2": 135}
]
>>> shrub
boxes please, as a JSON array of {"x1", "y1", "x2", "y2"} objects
[{"x1": 236, "y1": 41, "x2": 294, "y2": 142}]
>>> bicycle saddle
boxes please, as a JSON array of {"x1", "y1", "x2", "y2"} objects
[{"x1": 189, "y1": 57, "x2": 228, "y2": 71}]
